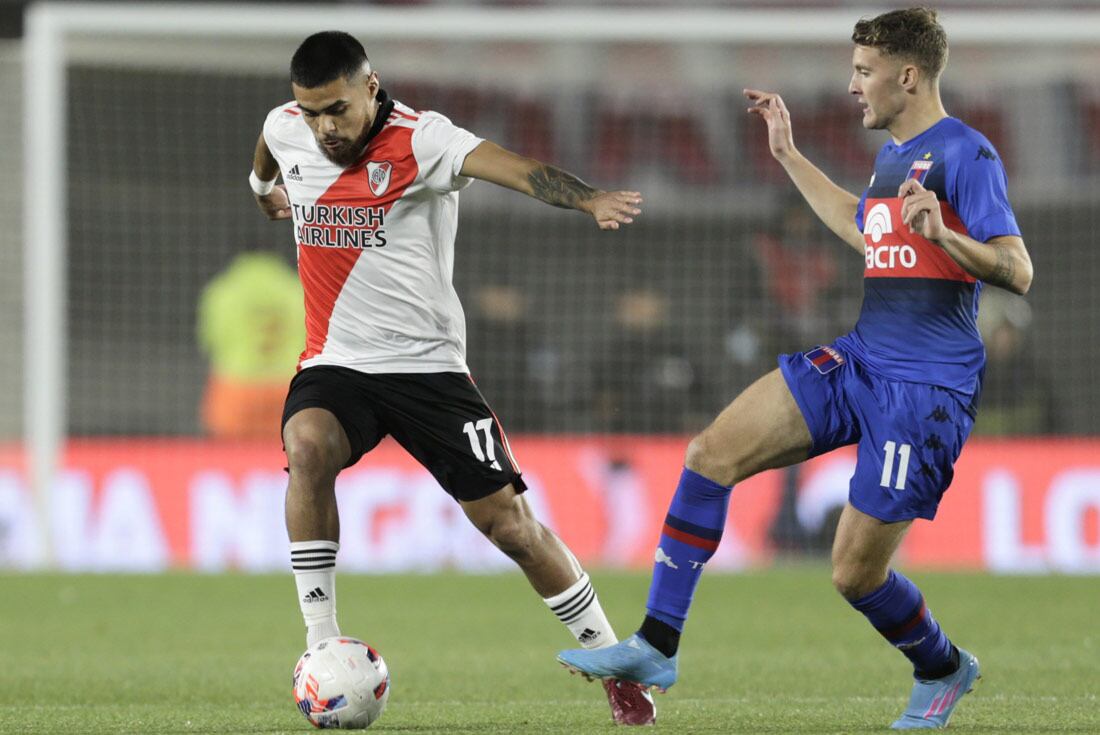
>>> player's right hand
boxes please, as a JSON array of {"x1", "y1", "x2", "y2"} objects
[
  {"x1": 254, "y1": 184, "x2": 292, "y2": 220},
  {"x1": 744, "y1": 89, "x2": 796, "y2": 162},
  {"x1": 586, "y1": 190, "x2": 643, "y2": 231}
]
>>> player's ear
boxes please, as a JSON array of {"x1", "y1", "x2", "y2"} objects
[
  {"x1": 365, "y1": 70, "x2": 380, "y2": 97},
  {"x1": 899, "y1": 63, "x2": 920, "y2": 91}
]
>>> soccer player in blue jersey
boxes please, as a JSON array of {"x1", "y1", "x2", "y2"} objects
[{"x1": 559, "y1": 7, "x2": 1032, "y2": 730}]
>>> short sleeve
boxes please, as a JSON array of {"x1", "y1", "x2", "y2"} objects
[
  {"x1": 261, "y1": 102, "x2": 296, "y2": 169},
  {"x1": 855, "y1": 188, "x2": 868, "y2": 232},
  {"x1": 412, "y1": 113, "x2": 484, "y2": 193},
  {"x1": 950, "y1": 141, "x2": 1021, "y2": 243}
]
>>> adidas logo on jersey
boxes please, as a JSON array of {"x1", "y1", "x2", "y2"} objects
[{"x1": 286, "y1": 164, "x2": 303, "y2": 182}]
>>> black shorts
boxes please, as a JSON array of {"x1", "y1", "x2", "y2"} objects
[{"x1": 281, "y1": 366, "x2": 526, "y2": 502}]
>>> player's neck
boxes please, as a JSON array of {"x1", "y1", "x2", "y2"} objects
[
  {"x1": 888, "y1": 97, "x2": 948, "y2": 145},
  {"x1": 351, "y1": 96, "x2": 385, "y2": 161}
]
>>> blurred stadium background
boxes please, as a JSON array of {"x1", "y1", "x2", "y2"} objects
[{"x1": 0, "y1": 0, "x2": 1097, "y2": 576}]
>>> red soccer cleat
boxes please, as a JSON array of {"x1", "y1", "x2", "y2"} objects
[{"x1": 602, "y1": 678, "x2": 656, "y2": 726}]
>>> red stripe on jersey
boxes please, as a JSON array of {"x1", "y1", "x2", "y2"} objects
[
  {"x1": 297, "y1": 245, "x2": 362, "y2": 363},
  {"x1": 467, "y1": 374, "x2": 522, "y2": 473},
  {"x1": 389, "y1": 109, "x2": 419, "y2": 121},
  {"x1": 862, "y1": 198, "x2": 976, "y2": 282},
  {"x1": 297, "y1": 125, "x2": 418, "y2": 366},
  {"x1": 285, "y1": 106, "x2": 301, "y2": 116}
]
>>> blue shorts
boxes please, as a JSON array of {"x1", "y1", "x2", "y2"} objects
[{"x1": 778, "y1": 340, "x2": 975, "y2": 522}]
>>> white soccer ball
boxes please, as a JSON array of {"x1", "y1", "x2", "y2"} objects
[{"x1": 292, "y1": 637, "x2": 391, "y2": 729}]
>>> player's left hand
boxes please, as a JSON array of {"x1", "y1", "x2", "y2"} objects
[
  {"x1": 585, "y1": 191, "x2": 643, "y2": 231},
  {"x1": 899, "y1": 178, "x2": 948, "y2": 242}
]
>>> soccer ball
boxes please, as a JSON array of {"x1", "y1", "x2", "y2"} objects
[{"x1": 292, "y1": 637, "x2": 391, "y2": 729}]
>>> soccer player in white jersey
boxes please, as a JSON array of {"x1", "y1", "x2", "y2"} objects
[{"x1": 250, "y1": 31, "x2": 653, "y2": 725}]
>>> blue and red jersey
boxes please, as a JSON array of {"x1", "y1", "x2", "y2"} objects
[{"x1": 848, "y1": 116, "x2": 1020, "y2": 399}]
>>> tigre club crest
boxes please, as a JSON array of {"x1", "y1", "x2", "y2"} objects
[{"x1": 365, "y1": 161, "x2": 393, "y2": 197}]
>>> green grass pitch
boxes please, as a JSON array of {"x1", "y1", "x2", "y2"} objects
[{"x1": 3, "y1": 569, "x2": 1097, "y2": 733}]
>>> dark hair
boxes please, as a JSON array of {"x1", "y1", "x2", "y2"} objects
[
  {"x1": 290, "y1": 31, "x2": 369, "y2": 88},
  {"x1": 852, "y1": 7, "x2": 948, "y2": 81}
]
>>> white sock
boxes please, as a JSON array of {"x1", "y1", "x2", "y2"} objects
[
  {"x1": 291, "y1": 540, "x2": 341, "y2": 647},
  {"x1": 543, "y1": 572, "x2": 618, "y2": 649}
]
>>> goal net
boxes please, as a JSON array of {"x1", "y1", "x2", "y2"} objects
[{"x1": 8, "y1": 4, "x2": 1100, "y2": 570}]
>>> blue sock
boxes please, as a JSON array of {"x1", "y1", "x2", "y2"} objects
[
  {"x1": 644, "y1": 467, "x2": 732, "y2": 633},
  {"x1": 850, "y1": 570, "x2": 957, "y2": 679}
]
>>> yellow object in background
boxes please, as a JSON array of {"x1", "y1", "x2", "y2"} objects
[{"x1": 198, "y1": 251, "x2": 305, "y2": 439}]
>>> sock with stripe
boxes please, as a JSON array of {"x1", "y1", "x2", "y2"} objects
[
  {"x1": 291, "y1": 540, "x2": 341, "y2": 648},
  {"x1": 850, "y1": 569, "x2": 959, "y2": 680},
  {"x1": 641, "y1": 467, "x2": 732, "y2": 656},
  {"x1": 544, "y1": 572, "x2": 618, "y2": 650}
]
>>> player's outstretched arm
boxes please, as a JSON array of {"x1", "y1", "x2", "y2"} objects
[
  {"x1": 250, "y1": 132, "x2": 292, "y2": 220},
  {"x1": 460, "y1": 141, "x2": 642, "y2": 230},
  {"x1": 899, "y1": 178, "x2": 1033, "y2": 294},
  {"x1": 744, "y1": 89, "x2": 864, "y2": 253}
]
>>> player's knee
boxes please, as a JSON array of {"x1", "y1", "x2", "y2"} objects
[
  {"x1": 831, "y1": 562, "x2": 884, "y2": 601},
  {"x1": 285, "y1": 431, "x2": 343, "y2": 482},
  {"x1": 685, "y1": 431, "x2": 740, "y2": 486}
]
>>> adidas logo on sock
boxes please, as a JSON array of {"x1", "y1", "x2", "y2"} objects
[
  {"x1": 578, "y1": 628, "x2": 601, "y2": 645},
  {"x1": 302, "y1": 587, "x2": 328, "y2": 603},
  {"x1": 286, "y1": 164, "x2": 303, "y2": 182}
]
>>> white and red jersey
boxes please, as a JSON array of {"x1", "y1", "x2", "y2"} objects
[{"x1": 263, "y1": 91, "x2": 484, "y2": 373}]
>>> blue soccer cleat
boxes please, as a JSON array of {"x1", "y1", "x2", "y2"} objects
[
  {"x1": 557, "y1": 633, "x2": 679, "y2": 692},
  {"x1": 891, "y1": 649, "x2": 981, "y2": 729}
]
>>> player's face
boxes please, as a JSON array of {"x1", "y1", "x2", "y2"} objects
[
  {"x1": 848, "y1": 46, "x2": 907, "y2": 131},
  {"x1": 293, "y1": 70, "x2": 380, "y2": 167}
]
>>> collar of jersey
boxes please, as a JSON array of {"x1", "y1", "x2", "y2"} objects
[
  {"x1": 351, "y1": 89, "x2": 396, "y2": 164},
  {"x1": 887, "y1": 115, "x2": 955, "y2": 153}
]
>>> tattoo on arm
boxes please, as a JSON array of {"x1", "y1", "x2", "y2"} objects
[
  {"x1": 526, "y1": 165, "x2": 598, "y2": 210},
  {"x1": 987, "y1": 243, "x2": 1017, "y2": 290}
]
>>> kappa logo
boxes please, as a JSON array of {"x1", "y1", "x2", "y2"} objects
[
  {"x1": 655, "y1": 547, "x2": 679, "y2": 569},
  {"x1": 286, "y1": 164, "x2": 303, "y2": 182},
  {"x1": 976, "y1": 145, "x2": 997, "y2": 161},
  {"x1": 365, "y1": 161, "x2": 393, "y2": 197}
]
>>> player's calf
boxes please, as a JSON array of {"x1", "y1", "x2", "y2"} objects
[
  {"x1": 478, "y1": 507, "x2": 540, "y2": 565},
  {"x1": 462, "y1": 485, "x2": 555, "y2": 580}
]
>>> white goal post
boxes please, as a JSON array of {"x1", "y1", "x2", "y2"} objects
[{"x1": 21, "y1": 2, "x2": 1100, "y2": 568}]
